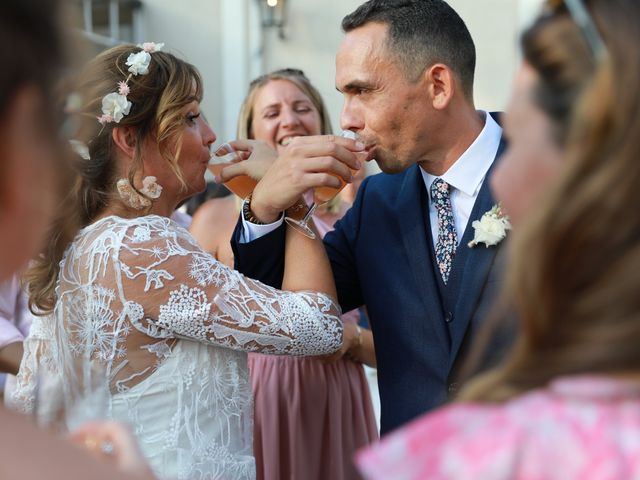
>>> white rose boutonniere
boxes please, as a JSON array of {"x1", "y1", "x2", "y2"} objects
[{"x1": 468, "y1": 203, "x2": 511, "y2": 248}]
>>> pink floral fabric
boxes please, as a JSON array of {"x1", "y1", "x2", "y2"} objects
[{"x1": 357, "y1": 376, "x2": 640, "y2": 480}]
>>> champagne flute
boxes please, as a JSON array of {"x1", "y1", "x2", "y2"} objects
[
  {"x1": 33, "y1": 360, "x2": 110, "y2": 437},
  {"x1": 64, "y1": 360, "x2": 110, "y2": 433},
  {"x1": 284, "y1": 131, "x2": 364, "y2": 239},
  {"x1": 32, "y1": 368, "x2": 66, "y2": 433},
  {"x1": 207, "y1": 143, "x2": 258, "y2": 199}
]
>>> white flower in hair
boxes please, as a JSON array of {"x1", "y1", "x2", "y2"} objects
[
  {"x1": 69, "y1": 140, "x2": 90, "y2": 160},
  {"x1": 64, "y1": 92, "x2": 83, "y2": 113},
  {"x1": 138, "y1": 42, "x2": 164, "y2": 53},
  {"x1": 126, "y1": 51, "x2": 152, "y2": 76},
  {"x1": 95, "y1": 41, "x2": 163, "y2": 126},
  {"x1": 101, "y1": 92, "x2": 132, "y2": 124}
]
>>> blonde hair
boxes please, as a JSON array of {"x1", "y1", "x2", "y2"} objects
[
  {"x1": 237, "y1": 68, "x2": 332, "y2": 139},
  {"x1": 462, "y1": 0, "x2": 640, "y2": 402},
  {"x1": 26, "y1": 44, "x2": 203, "y2": 314},
  {"x1": 236, "y1": 69, "x2": 341, "y2": 214}
]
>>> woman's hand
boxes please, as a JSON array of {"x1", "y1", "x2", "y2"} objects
[
  {"x1": 68, "y1": 421, "x2": 157, "y2": 480},
  {"x1": 322, "y1": 322, "x2": 376, "y2": 367},
  {"x1": 321, "y1": 321, "x2": 359, "y2": 363},
  {"x1": 213, "y1": 139, "x2": 277, "y2": 184},
  {"x1": 0, "y1": 341, "x2": 24, "y2": 375}
]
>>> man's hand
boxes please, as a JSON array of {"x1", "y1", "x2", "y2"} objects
[{"x1": 250, "y1": 135, "x2": 365, "y2": 223}]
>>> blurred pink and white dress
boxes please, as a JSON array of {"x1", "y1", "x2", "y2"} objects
[
  {"x1": 357, "y1": 375, "x2": 640, "y2": 480},
  {"x1": 0, "y1": 275, "x2": 31, "y2": 396}
]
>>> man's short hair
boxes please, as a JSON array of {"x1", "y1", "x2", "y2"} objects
[{"x1": 342, "y1": 0, "x2": 476, "y2": 98}]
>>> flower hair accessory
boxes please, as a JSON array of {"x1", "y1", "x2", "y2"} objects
[
  {"x1": 97, "y1": 42, "x2": 164, "y2": 126},
  {"x1": 468, "y1": 203, "x2": 511, "y2": 248},
  {"x1": 69, "y1": 139, "x2": 90, "y2": 160}
]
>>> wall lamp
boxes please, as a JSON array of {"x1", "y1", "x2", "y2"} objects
[{"x1": 258, "y1": 0, "x2": 288, "y2": 40}]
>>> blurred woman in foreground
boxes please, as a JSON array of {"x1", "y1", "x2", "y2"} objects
[{"x1": 0, "y1": 0, "x2": 152, "y2": 478}]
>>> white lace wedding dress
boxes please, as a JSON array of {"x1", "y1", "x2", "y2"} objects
[{"x1": 12, "y1": 215, "x2": 342, "y2": 480}]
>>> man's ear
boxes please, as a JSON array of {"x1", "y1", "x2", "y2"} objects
[
  {"x1": 425, "y1": 64, "x2": 455, "y2": 111},
  {"x1": 111, "y1": 126, "x2": 137, "y2": 159}
]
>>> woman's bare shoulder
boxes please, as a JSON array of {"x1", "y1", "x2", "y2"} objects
[
  {"x1": 191, "y1": 196, "x2": 238, "y2": 225},
  {"x1": 190, "y1": 195, "x2": 240, "y2": 245}
]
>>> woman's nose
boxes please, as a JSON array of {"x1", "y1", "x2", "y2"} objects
[
  {"x1": 201, "y1": 117, "x2": 217, "y2": 145},
  {"x1": 280, "y1": 108, "x2": 301, "y2": 128}
]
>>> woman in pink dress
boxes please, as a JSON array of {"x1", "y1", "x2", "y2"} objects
[
  {"x1": 357, "y1": 0, "x2": 640, "y2": 478},
  {"x1": 0, "y1": 275, "x2": 28, "y2": 380},
  {"x1": 191, "y1": 69, "x2": 378, "y2": 479}
]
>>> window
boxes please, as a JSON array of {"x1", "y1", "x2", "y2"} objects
[{"x1": 74, "y1": 0, "x2": 143, "y2": 47}]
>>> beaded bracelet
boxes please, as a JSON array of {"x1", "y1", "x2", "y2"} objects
[{"x1": 242, "y1": 193, "x2": 267, "y2": 225}]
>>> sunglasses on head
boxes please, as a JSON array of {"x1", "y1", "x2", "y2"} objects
[
  {"x1": 250, "y1": 68, "x2": 307, "y2": 87},
  {"x1": 546, "y1": 0, "x2": 606, "y2": 59}
]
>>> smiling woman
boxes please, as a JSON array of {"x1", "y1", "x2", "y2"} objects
[
  {"x1": 238, "y1": 68, "x2": 333, "y2": 151},
  {"x1": 249, "y1": 79, "x2": 323, "y2": 150},
  {"x1": 13, "y1": 45, "x2": 344, "y2": 480}
]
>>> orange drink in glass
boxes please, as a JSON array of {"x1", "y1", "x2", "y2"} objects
[
  {"x1": 285, "y1": 131, "x2": 365, "y2": 239},
  {"x1": 207, "y1": 143, "x2": 257, "y2": 199}
]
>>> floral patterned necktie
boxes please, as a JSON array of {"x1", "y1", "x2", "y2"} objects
[{"x1": 430, "y1": 178, "x2": 457, "y2": 284}]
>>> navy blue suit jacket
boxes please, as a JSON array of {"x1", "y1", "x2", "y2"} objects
[{"x1": 232, "y1": 139, "x2": 510, "y2": 434}]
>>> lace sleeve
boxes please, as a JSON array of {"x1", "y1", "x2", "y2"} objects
[
  {"x1": 7, "y1": 316, "x2": 57, "y2": 415},
  {"x1": 115, "y1": 217, "x2": 342, "y2": 356}
]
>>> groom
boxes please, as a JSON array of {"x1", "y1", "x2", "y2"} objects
[{"x1": 230, "y1": 0, "x2": 512, "y2": 434}]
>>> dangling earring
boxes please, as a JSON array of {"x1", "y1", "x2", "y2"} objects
[
  {"x1": 141, "y1": 176, "x2": 163, "y2": 200},
  {"x1": 116, "y1": 176, "x2": 162, "y2": 210},
  {"x1": 117, "y1": 178, "x2": 151, "y2": 210}
]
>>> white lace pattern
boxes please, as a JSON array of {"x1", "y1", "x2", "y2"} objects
[{"x1": 12, "y1": 215, "x2": 342, "y2": 479}]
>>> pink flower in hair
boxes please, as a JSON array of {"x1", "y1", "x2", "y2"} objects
[
  {"x1": 138, "y1": 42, "x2": 164, "y2": 53},
  {"x1": 97, "y1": 114, "x2": 113, "y2": 125},
  {"x1": 118, "y1": 81, "x2": 130, "y2": 96}
]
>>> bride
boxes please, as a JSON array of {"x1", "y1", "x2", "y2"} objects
[{"x1": 12, "y1": 43, "x2": 360, "y2": 480}]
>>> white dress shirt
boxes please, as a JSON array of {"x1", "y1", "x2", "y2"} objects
[
  {"x1": 421, "y1": 111, "x2": 502, "y2": 247},
  {"x1": 241, "y1": 111, "x2": 502, "y2": 244}
]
